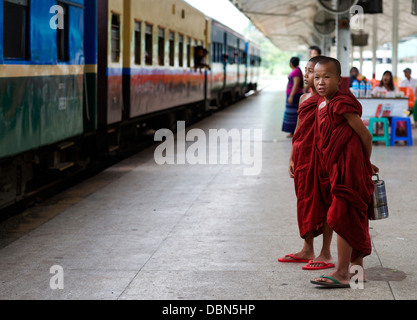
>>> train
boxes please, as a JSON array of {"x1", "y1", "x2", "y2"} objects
[{"x1": 0, "y1": 0, "x2": 261, "y2": 212}]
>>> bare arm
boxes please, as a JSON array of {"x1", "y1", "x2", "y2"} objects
[
  {"x1": 289, "y1": 147, "x2": 295, "y2": 179},
  {"x1": 288, "y1": 77, "x2": 301, "y2": 104},
  {"x1": 288, "y1": 117, "x2": 301, "y2": 178},
  {"x1": 344, "y1": 113, "x2": 380, "y2": 174}
]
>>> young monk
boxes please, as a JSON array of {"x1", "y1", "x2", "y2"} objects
[
  {"x1": 310, "y1": 57, "x2": 379, "y2": 288},
  {"x1": 279, "y1": 56, "x2": 335, "y2": 271}
]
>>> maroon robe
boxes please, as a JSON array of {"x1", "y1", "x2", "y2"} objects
[
  {"x1": 292, "y1": 94, "x2": 330, "y2": 238},
  {"x1": 318, "y1": 92, "x2": 374, "y2": 261}
]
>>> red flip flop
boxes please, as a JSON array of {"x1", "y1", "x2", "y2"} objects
[
  {"x1": 278, "y1": 254, "x2": 311, "y2": 263},
  {"x1": 302, "y1": 260, "x2": 335, "y2": 270}
]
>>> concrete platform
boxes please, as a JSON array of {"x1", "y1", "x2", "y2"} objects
[{"x1": 1, "y1": 79, "x2": 417, "y2": 300}]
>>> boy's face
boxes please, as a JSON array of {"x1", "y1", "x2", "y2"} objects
[
  {"x1": 304, "y1": 62, "x2": 315, "y2": 88},
  {"x1": 314, "y1": 63, "x2": 342, "y2": 99}
]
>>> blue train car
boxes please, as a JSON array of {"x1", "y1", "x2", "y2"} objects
[
  {"x1": 0, "y1": 0, "x2": 85, "y2": 207},
  {"x1": 210, "y1": 19, "x2": 253, "y2": 107},
  {"x1": 246, "y1": 40, "x2": 261, "y2": 92},
  {"x1": 0, "y1": 0, "x2": 261, "y2": 212}
]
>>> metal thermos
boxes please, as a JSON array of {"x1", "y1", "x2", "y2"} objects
[{"x1": 370, "y1": 174, "x2": 389, "y2": 220}]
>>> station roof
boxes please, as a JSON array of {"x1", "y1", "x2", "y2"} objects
[{"x1": 230, "y1": 0, "x2": 417, "y2": 52}]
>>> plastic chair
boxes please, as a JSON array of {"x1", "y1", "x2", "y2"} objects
[
  {"x1": 368, "y1": 117, "x2": 391, "y2": 146},
  {"x1": 399, "y1": 87, "x2": 416, "y2": 108},
  {"x1": 370, "y1": 78, "x2": 380, "y2": 90},
  {"x1": 391, "y1": 117, "x2": 413, "y2": 146}
]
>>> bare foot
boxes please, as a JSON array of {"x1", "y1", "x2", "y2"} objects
[
  {"x1": 312, "y1": 271, "x2": 350, "y2": 286},
  {"x1": 307, "y1": 253, "x2": 334, "y2": 268},
  {"x1": 278, "y1": 251, "x2": 314, "y2": 263}
]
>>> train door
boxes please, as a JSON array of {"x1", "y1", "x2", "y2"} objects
[
  {"x1": 244, "y1": 41, "x2": 249, "y2": 90},
  {"x1": 223, "y1": 31, "x2": 227, "y2": 89},
  {"x1": 84, "y1": 0, "x2": 98, "y2": 133},
  {"x1": 237, "y1": 38, "x2": 240, "y2": 86},
  {"x1": 97, "y1": 0, "x2": 124, "y2": 128},
  {"x1": 204, "y1": 18, "x2": 211, "y2": 110}
]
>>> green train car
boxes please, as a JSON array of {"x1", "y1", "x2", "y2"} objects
[{"x1": 0, "y1": 0, "x2": 260, "y2": 212}]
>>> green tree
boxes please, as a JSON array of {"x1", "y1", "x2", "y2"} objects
[{"x1": 243, "y1": 24, "x2": 297, "y2": 76}]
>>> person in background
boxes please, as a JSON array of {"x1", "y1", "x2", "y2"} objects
[
  {"x1": 349, "y1": 67, "x2": 359, "y2": 87},
  {"x1": 282, "y1": 57, "x2": 304, "y2": 138},
  {"x1": 400, "y1": 68, "x2": 417, "y2": 88},
  {"x1": 305, "y1": 46, "x2": 322, "y2": 93},
  {"x1": 400, "y1": 68, "x2": 417, "y2": 123},
  {"x1": 194, "y1": 46, "x2": 211, "y2": 71},
  {"x1": 400, "y1": 68, "x2": 417, "y2": 97},
  {"x1": 372, "y1": 71, "x2": 400, "y2": 98},
  {"x1": 309, "y1": 46, "x2": 322, "y2": 58}
]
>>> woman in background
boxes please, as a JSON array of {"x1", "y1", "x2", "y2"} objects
[
  {"x1": 283, "y1": 57, "x2": 304, "y2": 138},
  {"x1": 372, "y1": 71, "x2": 400, "y2": 98}
]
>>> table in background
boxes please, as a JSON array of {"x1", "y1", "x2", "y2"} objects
[{"x1": 358, "y1": 98, "x2": 409, "y2": 125}]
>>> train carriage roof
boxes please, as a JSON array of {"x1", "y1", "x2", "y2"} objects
[{"x1": 229, "y1": 0, "x2": 417, "y2": 52}]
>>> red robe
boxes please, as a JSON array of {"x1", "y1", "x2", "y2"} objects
[
  {"x1": 292, "y1": 94, "x2": 330, "y2": 238},
  {"x1": 318, "y1": 92, "x2": 375, "y2": 261}
]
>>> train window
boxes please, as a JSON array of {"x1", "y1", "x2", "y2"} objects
[
  {"x1": 220, "y1": 43, "x2": 224, "y2": 63},
  {"x1": 186, "y1": 37, "x2": 191, "y2": 68},
  {"x1": 227, "y1": 46, "x2": 233, "y2": 64},
  {"x1": 3, "y1": 0, "x2": 29, "y2": 60},
  {"x1": 158, "y1": 27, "x2": 165, "y2": 66},
  {"x1": 169, "y1": 31, "x2": 175, "y2": 67},
  {"x1": 145, "y1": 24, "x2": 153, "y2": 65},
  {"x1": 239, "y1": 49, "x2": 244, "y2": 64},
  {"x1": 134, "y1": 21, "x2": 141, "y2": 65},
  {"x1": 178, "y1": 34, "x2": 184, "y2": 67},
  {"x1": 57, "y1": 2, "x2": 69, "y2": 62},
  {"x1": 214, "y1": 45, "x2": 217, "y2": 63},
  {"x1": 219, "y1": 44, "x2": 223, "y2": 63},
  {"x1": 111, "y1": 14, "x2": 121, "y2": 63}
]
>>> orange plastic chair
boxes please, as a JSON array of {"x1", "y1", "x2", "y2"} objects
[{"x1": 399, "y1": 87, "x2": 415, "y2": 108}]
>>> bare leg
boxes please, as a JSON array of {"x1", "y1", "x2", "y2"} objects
[
  {"x1": 279, "y1": 231, "x2": 315, "y2": 261},
  {"x1": 312, "y1": 235, "x2": 351, "y2": 285},
  {"x1": 309, "y1": 222, "x2": 334, "y2": 266}
]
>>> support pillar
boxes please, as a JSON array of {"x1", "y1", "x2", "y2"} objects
[
  {"x1": 336, "y1": 13, "x2": 351, "y2": 93},
  {"x1": 372, "y1": 14, "x2": 378, "y2": 79},
  {"x1": 392, "y1": 0, "x2": 399, "y2": 79}
]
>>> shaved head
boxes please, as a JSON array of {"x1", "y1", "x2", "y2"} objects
[
  {"x1": 309, "y1": 55, "x2": 327, "y2": 65},
  {"x1": 316, "y1": 57, "x2": 342, "y2": 77}
]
